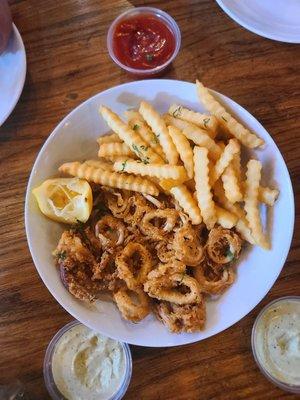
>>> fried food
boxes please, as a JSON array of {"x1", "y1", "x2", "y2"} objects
[
  {"x1": 170, "y1": 185, "x2": 202, "y2": 225},
  {"x1": 144, "y1": 262, "x2": 202, "y2": 305},
  {"x1": 140, "y1": 208, "x2": 179, "y2": 240},
  {"x1": 139, "y1": 101, "x2": 179, "y2": 165},
  {"x1": 193, "y1": 262, "x2": 235, "y2": 295},
  {"x1": 94, "y1": 215, "x2": 125, "y2": 248},
  {"x1": 206, "y1": 226, "x2": 242, "y2": 264},
  {"x1": 196, "y1": 80, "x2": 264, "y2": 148},
  {"x1": 154, "y1": 299, "x2": 206, "y2": 333},
  {"x1": 244, "y1": 160, "x2": 270, "y2": 249},
  {"x1": 168, "y1": 104, "x2": 218, "y2": 136},
  {"x1": 114, "y1": 159, "x2": 188, "y2": 181},
  {"x1": 116, "y1": 243, "x2": 152, "y2": 290},
  {"x1": 99, "y1": 105, "x2": 164, "y2": 164},
  {"x1": 168, "y1": 125, "x2": 194, "y2": 179},
  {"x1": 59, "y1": 161, "x2": 159, "y2": 196},
  {"x1": 125, "y1": 110, "x2": 165, "y2": 159},
  {"x1": 114, "y1": 287, "x2": 150, "y2": 323},
  {"x1": 98, "y1": 142, "x2": 135, "y2": 158},
  {"x1": 173, "y1": 224, "x2": 204, "y2": 266},
  {"x1": 194, "y1": 146, "x2": 217, "y2": 229}
]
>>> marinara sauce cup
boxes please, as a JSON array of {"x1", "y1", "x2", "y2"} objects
[{"x1": 107, "y1": 7, "x2": 181, "y2": 77}]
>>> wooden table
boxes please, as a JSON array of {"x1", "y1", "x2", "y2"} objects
[{"x1": 1, "y1": 1, "x2": 299, "y2": 399}]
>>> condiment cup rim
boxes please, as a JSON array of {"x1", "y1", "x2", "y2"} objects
[
  {"x1": 43, "y1": 320, "x2": 132, "y2": 400},
  {"x1": 251, "y1": 296, "x2": 300, "y2": 394},
  {"x1": 106, "y1": 6, "x2": 181, "y2": 75}
]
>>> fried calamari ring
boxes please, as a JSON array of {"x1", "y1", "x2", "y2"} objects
[
  {"x1": 116, "y1": 243, "x2": 152, "y2": 290},
  {"x1": 173, "y1": 224, "x2": 204, "y2": 266},
  {"x1": 92, "y1": 250, "x2": 122, "y2": 291},
  {"x1": 144, "y1": 262, "x2": 201, "y2": 305},
  {"x1": 113, "y1": 287, "x2": 150, "y2": 323},
  {"x1": 206, "y1": 226, "x2": 242, "y2": 264},
  {"x1": 154, "y1": 299, "x2": 206, "y2": 333},
  {"x1": 193, "y1": 262, "x2": 235, "y2": 295},
  {"x1": 140, "y1": 209, "x2": 179, "y2": 240},
  {"x1": 95, "y1": 215, "x2": 125, "y2": 248},
  {"x1": 155, "y1": 240, "x2": 175, "y2": 263}
]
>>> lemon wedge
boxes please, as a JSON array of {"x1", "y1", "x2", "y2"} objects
[{"x1": 32, "y1": 178, "x2": 93, "y2": 224}]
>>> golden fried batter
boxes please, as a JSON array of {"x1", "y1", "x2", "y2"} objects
[{"x1": 206, "y1": 226, "x2": 242, "y2": 264}]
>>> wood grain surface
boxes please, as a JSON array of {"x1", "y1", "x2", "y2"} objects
[{"x1": 1, "y1": 0, "x2": 300, "y2": 399}]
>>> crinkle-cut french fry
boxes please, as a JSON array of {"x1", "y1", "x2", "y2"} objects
[
  {"x1": 139, "y1": 101, "x2": 179, "y2": 165},
  {"x1": 159, "y1": 178, "x2": 187, "y2": 192},
  {"x1": 114, "y1": 159, "x2": 188, "y2": 181},
  {"x1": 213, "y1": 180, "x2": 255, "y2": 244},
  {"x1": 170, "y1": 184, "x2": 202, "y2": 225},
  {"x1": 194, "y1": 146, "x2": 216, "y2": 229},
  {"x1": 98, "y1": 142, "x2": 135, "y2": 158},
  {"x1": 168, "y1": 125, "x2": 194, "y2": 179},
  {"x1": 168, "y1": 104, "x2": 218, "y2": 138},
  {"x1": 210, "y1": 139, "x2": 240, "y2": 186},
  {"x1": 215, "y1": 205, "x2": 238, "y2": 229},
  {"x1": 99, "y1": 106, "x2": 163, "y2": 165},
  {"x1": 164, "y1": 115, "x2": 222, "y2": 161},
  {"x1": 59, "y1": 162, "x2": 159, "y2": 196},
  {"x1": 232, "y1": 148, "x2": 242, "y2": 182},
  {"x1": 258, "y1": 186, "x2": 279, "y2": 206},
  {"x1": 84, "y1": 159, "x2": 114, "y2": 171},
  {"x1": 125, "y1": 110, "x2": 166, "y2": 160},
  {"x1": 97, "y1": 133, "x2": 122, "y2": 145},
  {"x1": 196, "y1": 80, "x2": 264, "y2": 148},
  {"x1": 240, "y1": 182, "x2": 279, "y2": 206},
  {"x1": 221, "y1": 164, "x2": 243, "y2": 203},
  {"x1": 244, "y1": 160, "x2": 270, "y2": 249}
]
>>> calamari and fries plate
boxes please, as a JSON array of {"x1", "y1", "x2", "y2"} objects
[{"x1": 25, "y1": 80, "x2": 294, "y2": 347}]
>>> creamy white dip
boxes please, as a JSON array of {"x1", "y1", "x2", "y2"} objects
[
  {"x1": 254, "y1": 299, "x2": 300, "y2": 386},
  {"x1": 52, "y1": 324, "x2": 126, "y2": 400}
]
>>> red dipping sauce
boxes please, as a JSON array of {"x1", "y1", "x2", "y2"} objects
[
  {"x1": 107, "y1": 7, "x2": 181, "y2": 76},
  {"x1": 113, "y1": 15, "x2": 176, "y2": 70}
]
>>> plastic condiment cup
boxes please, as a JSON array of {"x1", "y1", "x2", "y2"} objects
[
  {"x1": 107, "y1": 7, "x2": 181, "y2": 77},
  {"x1": 43, "y1": 320, "x2": 132, "y2": 400},
  {"x1": 251, "y1": 296, "x2": 300, "y2": 394}
]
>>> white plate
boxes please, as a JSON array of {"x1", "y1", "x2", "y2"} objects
[
  {"x1": 215, "y1": 0, "x2": 300, "y2": 43},
  {"x1": 25, "y1": 79, "x2": 294, "y2": 347},
  {"x1": 0, "y1": 24, "x2": 26, "y2": 126}
]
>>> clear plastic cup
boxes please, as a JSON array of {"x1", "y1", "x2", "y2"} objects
[
  {"x1": 43, "y1": 320, "x2": 132, "y2": 400},
  {"x1": 251, "y1": 296, "x2": 300, "y2": 394},
  {"x1": 107, "y1": 7, "x2": 181, "y2": 77}
]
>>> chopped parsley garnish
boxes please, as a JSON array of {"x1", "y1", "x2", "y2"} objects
[
  {"x1": 225, "y1": 248, "x2": 234, "y2": 261},
  {"x1": 133, "y1": 124, "x2": 139, "y2": 131},
  {"x1": 57, "y1": 250, "x2": 67, "y2": 260},
  {"x1": 121, "y1": 159, "x2": 128, "y2": 171},
  {"x1": 140, "y1": 145, "x2": 149, "y2": 151},
  {"x1": 221, "y1": 116, "x2": 228, "y2": 122},
  {"x1": 172, "y1": 106, "x2": 182, "y2": 118},
  {"x1": 203, "y1": 117, "x2": 210, "y2": 129},
  {"x1": 146, "y1": 54, "x2": 153, "y2": 62},
  {"x1": 132, "y1": 143, "x2": 150, "y2": 164}
]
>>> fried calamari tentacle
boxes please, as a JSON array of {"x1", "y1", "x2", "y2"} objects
[
  {"x1": 95, "y1": 215, "x2": 125, "y2": 248},
  {"x1": 154, "y1": 299, "x2": 206, "y2": 333},
  {"x1": 206, "y1": 226, "x2": 242, "y2": 264},
  {"x1": 173, "y1": 224, "x2": 204, "y2": 266},
  {"x1": 106, "y1": 189, "x2": 132, "y2": 219},
  {"x1": 92, "y1": 250, "x2": 122, "y2": 291},
  {"x1": 54, "y1": 231, "x2": 102, "y2": 302},
  {"x1": 193, "y1": 261, "x2": 235, "y2": 295},
  {"x1": 140, "y1": 209, "x2": 179, "y2": 240},
  {"x1": 116, "y1": 243, "x2": 152, "y2": 290},
  {"x1": 113, "y1": 287, "x2": 150, "y2": 322},
  {"x1": 144, "y1": 262, "x2": 202, "y2": 305},
  {"x1": 124, "y1": 193, "x2": 152, "y2": 225}
]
